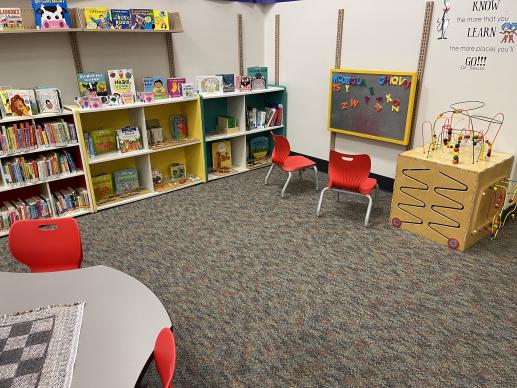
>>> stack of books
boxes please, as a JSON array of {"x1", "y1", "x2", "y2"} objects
[
  {"x1": 246, "y1": 104, "x2": 283, "y2": 130},
  {"x1": 52, "y1": 187, "x2": 90, "y2": 216},
  {"x1": 0, "y1": 196, "x2": 52, "y2": 231},
  {"x1": 0, "y1": 87, "x2": 63, "y2": 118}
]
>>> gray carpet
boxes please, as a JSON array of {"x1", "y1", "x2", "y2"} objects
[{"x1": 0, "y1": 168, "x2": 516, "y2": 387}]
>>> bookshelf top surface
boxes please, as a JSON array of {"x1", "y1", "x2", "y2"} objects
[
  {"x1": 0, "y1": 111, "x2": 73, "y2": 125},
  {"x1": 0, "y1": 28, "x2": 182, "y2": 34},
  {"x1": 200, "y1": 86, "x2": 285, "y2": 100},
  {"x1": 66, "y1": 96, "x2": 198, "y2": 114}
]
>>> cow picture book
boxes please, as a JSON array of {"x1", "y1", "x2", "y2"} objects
[
  {"x1": 144, "y1": 77, "x2": 168, "y2": 99},
  {"x1": 84, "y1": 7, "x2": 111, "y2": 30},
  {"x1": 0, "y1": 8, "x2": 23, "y2": 30},
  {"x1": 77, "y1": 73, "x2": 108, "y2": 97},
  {"x1": 108, "y1": 69, "x2": 136, "y2": 97},
  {"x1": 32, "y1": 0, "x2": 71, "y2": 30},
  {"x1": 111, "y1": 9, "x2": 130, "y2": 29}
]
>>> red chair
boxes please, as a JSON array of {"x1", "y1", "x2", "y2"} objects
[
  {"x1": 265, "y1": 133, "x2": 318, "y2": 197},
  {"x1": 8, "y1": 218, "x2": 83, "y2": 272},
  {"x1": 316, "y1": 150, "x2": 379, "y2": 226},
  {"x1": 154, "y1": 328, "x2": 176, "y2": 388}
]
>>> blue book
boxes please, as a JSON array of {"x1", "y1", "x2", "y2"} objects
[
  {"x1": 113, "y1": 168, "x2": 140, "y2": 194},
  {"x1": 32, "y1": 0, "x2": 71, "y2": 30},
  {"x1": 143, "y1": 77, "x2": 168, "y2": 99},
  {"x1": 111, "y1": 9, "x2": 130, "y2": 29}
]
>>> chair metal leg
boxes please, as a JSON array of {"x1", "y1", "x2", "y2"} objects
[
  {"x1": 375, "y1": 184, "x2": 379, "y2": 208},
  {"x1": 313, "y1": 166, "x2": 319, "y2": 191},
  {"x1": 298, "y1": 170, "x2": 303, "y2": 183},
  {"x1": 281, "y1": 172, "x2": 293, "y2": 198},
  {"x1": 365, "y1": 194, "x2": 373, "y2": 227},
  {"x1": 337, "y1": 192, "x2": 340, "y2": 202},
  {"x1": 264, "y1": 164, "x2": 274, "y2": 185},
  {"x1": 316, "y1": 187, "x2": 329, "y2": 217}
]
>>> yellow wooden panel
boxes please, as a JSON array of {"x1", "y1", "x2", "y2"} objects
[{"x1": 80, "y1": 109, "x2": 137, "y2": 133}]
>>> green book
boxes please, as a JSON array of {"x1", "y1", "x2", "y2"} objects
[
  {"x1": 91, "y1": 128, "x2": 116, "y2": 154},
  {"x1": 92, "y1": 174, "x2": 113, "y2": 200}
]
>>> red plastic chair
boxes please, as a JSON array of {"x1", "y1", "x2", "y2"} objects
[
  {"x1": 154, "y1": 328, "x2": 176, "y2": 388},
  {"x1": 265, "y1": 133, "x2": 319, "y2": 197},
  {"x1": 8, "y1": 218, "x2": 83, "y2": 272},
  {"x1": 316, "y1": 150, "x2": 379, "y2": 226}
]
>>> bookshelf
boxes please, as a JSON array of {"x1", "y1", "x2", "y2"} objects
[
  {"x1": 0, "y1": 112, "x2": 94, "y2": 237},
  {"x1": 70, "y1": 97, "x2": 206, "y2": 211},
  {"x1": 200, "y1": 86, "x2": 287, "y2": 181}
]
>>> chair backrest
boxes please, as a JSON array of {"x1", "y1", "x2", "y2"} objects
[
  {"x1": 154, "y1": 328, "x2": 176, "y2": 388},
  {"x1": 8, "y1": 218, "x2": 83, "y2": 273},
  {"x1": 328, "y1": 150, "x2": 372, "y2": 192},
  {"x1": 271, "y1": 133, "x2": 290, "y2": 166}
]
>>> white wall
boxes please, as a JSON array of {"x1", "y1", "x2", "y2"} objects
[
  {"x1": 0, "y1": 0, "x2": 266, "y2": 103},
  {"x1": 265, "y1": 0, "x2": 517, "y2": 178}
]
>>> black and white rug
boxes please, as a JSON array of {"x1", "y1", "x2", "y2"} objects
[{"x1": 0, "y1": 302, "x2": 84, "y2": 388}]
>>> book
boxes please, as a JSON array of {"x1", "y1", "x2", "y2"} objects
[
  {"x1": 25, "y1": 89, "x2": 39, "y2": 115},
  {"x1": 0, "y1": 88, "x2": 12, "y2": 117},
  {"x1": 108, "y1": 69, "x2": 136, "y2": 97},
  {"x1": 181, "y1": 83, "x2": 196, "y2": 98},
  {"x1": 92, "y1": 174, "x2": 113, "y2": 200},
  {"x1": 153, "y1": 10, "x2": 169, "y2": 30},
  {"x1": 32, "y1": 0, "x2": 70, "y2": 30},
  {"x1": 35, "y1": 88, "x2": 62, "y2": 113},
  {"x1": 167, "y1": 78, "x2": 186, "y2": 98},
  {"x1": 249, "y1": 136, "x2": 269, "y2": 161},
  {"x1": 246, "y1": 107, "x2": 257, "y2": 130},
  {"x1": 111, "y1": 9, "x2": 130, "y2": 29},
  {"x1": 116, "y1": 127, "x2": 142, "y2": 153},
  {"x1": 247, "y1": 67, "x2": 268, "y2": 90},
  {"x1": 7, "y1": 90, "x2": 32, "y2": 116},
  {"x1": 170, "y1": 163, "x2": 185, "y2": 182},
  {"x1": 236, "y1": 75, "x2": 251, "y2": 92},
  {"x1": 218, "y1": 74, "x2": 235, "y2": 93},
  {"x1": 84, "y1": 7, "x2": 111, "y2": 30},
  {"x1": 143, "y1": 77, "x2": 168, "y2": 99},
  {"x1": 113, "y1": 168, "x2": 140, "y2": 194},
  {"x1": 212, "y1": 141, "x2": 232, "y2": 173},
  {"x1": 218, "y1": 116, "x2": 237, "y2": 129},
  {"x1": 129, "y1": 9, "x2": 154, "y2": 30},
  {"x1": 0, "y1": 8, "x2": 23, "y2": 30},
  {"x1": 196, "y1": 76, "x2": 223, "y2": 95},
  {"x1": 91, "y1": 128, "x2": 116, "y2": 154},
  {"x1": 77, "y1": 72, "x2": 109, "y2": 97},
  {"x1": 169, "y1": 115, "x2": 188, "y2": 140}
]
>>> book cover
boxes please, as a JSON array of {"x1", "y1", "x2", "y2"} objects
[
  {"x1": 211, "y1": 141, "x2": 232, "y2": 173},
  {"x1": 116, "y1": 127, "x2": 142, "y2": 153},
  {"x1": 113, "y1": 168, "x2": 140, "y2": 194},
  {"x1": 247, "y1": 66, "x2": 268, "y2": 90},
  {"x1": 167, "y1": 78, "x2": 186, "y2": 98},
  {"x1": 0, "y1": 8, "x2": 23, "y2": 30},
  {"x1": 32, "y1": 0, "x2": 70, "y2": 30},
  {"x1": 249, "y1": 136, "x2": 269, "y2": 160},
  {"x1": 108, "y1": 69, "x2": 136, "y2": 96},
  {"x1": 143, "y1": 77, "x2": 168, "y2": 99},
  {"x1": 169, "y1": 115, "x2": 188, "y2": 139},
  {"x1": 153, "y1": 10, "x2": 169, "y2": 30},
  {"x1": 77, "y1": 72, "x2": 108, "y2": 97},
  {"x1": 92, "y1": 173, "x2": 113, "y2": 200},
  {"x1": 35, "y1": 88, "x2": 62, "y2": 113},
  {"x1": 91, "y1": 128, "x2": 116, "y2": 154},
  {"x1": 129, "y1": 9, "x2": 154, "y2": 30},
  {"x1": 181, "y1": 83, "x2": 195, "y2": 98},
  {"x1": 0, "y1": 88, "x2": 12, "y2": 116},
  {"x1": 218, "y1": 74, "x2": 235, "y2": 93},
  {"x1": 8, "y1": 90, "x2": 32, "y2": 116},
  {"x1": 196, "y1": 76, "x2": 223, "y2": 95},
  {"x1": 111, "y1": 9, "x2": 130, "y2": 29},
  {"x1": 84, "y1": 7, "x2": 111, "y2": 30},
  {"x1": 236, "y1": 75, "x2": 251, "y2": 92},
  {"x1": 170, "y1": 163, "x2": 185, "y2": 182}
]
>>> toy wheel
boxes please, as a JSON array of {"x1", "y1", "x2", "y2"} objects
[
  {"x1": 448, "y1": 238, "x2": 460, "y2": 250},
  {"x1": 392, "y1": 218, "x2": 402, "y2": 228}
]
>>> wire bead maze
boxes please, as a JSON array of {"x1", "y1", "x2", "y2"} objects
[
  {"x1": 420, "y1": 101, "x2": 504, "y2": 165},
  {"x1": 486, "y1": 178, "x2": 517, "y2": 239}
]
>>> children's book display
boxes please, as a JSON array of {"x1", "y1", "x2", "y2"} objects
[
  {"x1": 116, "y1": 127, "x2": 143, "y2": 153},
  {"x1": 92, "y1": 173, "x2": 113, "y2": 200},
  {"x1": 85, "y1": 128, "x2": 116, "y2": 157},
  {"x1": 32, "y1": 0, "x2": 71, "y2": 30},
  {"x1": 218, "y1": 74, "x2": 235, "y2": 93},
  {"x1": 145, "y1": 116, "x2": 194, "y2": 151},
  {"x1": 247, "y1": 67, "x2": 268, "y2": 90},
  {"x1": 212, "y1": 116, "x2": 239, "y2": 137},
  {"x1": 77, "y1": 73, "x2": 109, "y2": 97},
  {"x1": 154, "y1": 162, "x2": 201, "y2": 192},
  {"x1": 144, "y1": 77, "x2": 167, "y2": 99},
  {"x1": 34, "y1": 88, "x2": 63, "y2": 114},
  {"x1": 211, "y1": 140, "x2": 234, "y2": 176},
  {"x1": 153, "y1": 10, "x2": 169, "y2": 30},
  {"x1": 167, "y1": 78, "x2": 186, "y2": 98},
  {"x1": 246, "y1": 104, "x2": 283, "y2": 130},
  {"x1": 84, "y1": 7, "x2": 111, "y2": 29},
  {"x1": 130, "y1": 9, "x2": 154, "y2": 30},
  {"x1": 197, "y1": 76, "x2": 223, "y2": 95},
  {"x1": 92, "y1": 168, "x2": 145, "y2": 205},
  {"x1": 113, "y1": 168, "x2": 139, "y2": 194},
  {"x1": 111, "y1": 9, "x2": 130, "y2": 29},
  {"x1": 52, "y1": 186, "x2": 90, "y2": 216},
  {"x1": 0, "y1": 195, "x2": 51, "y2": 232},
  {"x1": 108, "y1": 69, "x2": 136, "y2": 99},
  {"x1": 0, "y1": 8, "x2": 23, "y2": 30},
  {"x1": 236, "y1": 76, "x2": 252, "y2": 92},
  {"x1": 247, "y1": 136, "x2": 270, "y2": 169}
]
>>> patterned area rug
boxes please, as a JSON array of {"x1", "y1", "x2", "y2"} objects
[{"x1": 0, "y1": 302, "x2": 84, "y2": 388}]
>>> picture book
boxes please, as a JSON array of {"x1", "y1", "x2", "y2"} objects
[
  {"x1": 111, "y1": 9, "x2": 130, "y2": 29},
  {"x1": 218, "y1": 116, "x2": 237, "y2": 129},
  {"x1": 92, "y1": 173, "x2": 113, "y2": 200},
  {"x1": 0, "y1": 8, "x2": 23, "y2": 30},
  {"x1": 84, "y1": 7, "x2": 111, "y2": 30},
  {"x1": 116, "y1": 127, "x2": 142, "y2": 153},
  {"x1": 196, "y1": 76, "x2": 223, "y2": 95},
  {"x1": 236, "y1": 75, "x2": 251, "y2": 92},
  {"x1": 129, "y1": 9, "x2": 154, "y2": 30},
  {"x1": 35, "y1": 88, "x2": 62, "y2": 113},
  {"x1": 170, "y1": 163, "x2": 185, "y2": 182},
  {"x1": 91, "y1": 128, "x2": 116, "y2": 154},
  {"x1": 0, "y1": 89, "x2": 12, "y2": 116},
  {"x1": 181, "y1": 83, "x2": 196, "y2": 98},
  {"x1": 7, "y1": 90, "x2": 32, "y2": 116},
  {"x1": 25, "y1": 89, "x2": 39, "y2": 115},
  {"x1": 249, "y1": 136, "x2": 269, "y2": 161},
  {"x1": 247, "y1": 66, "x2": 268, "y2": 90},
  {"x1": 153, "y1": 10, "x2": 169, "y2": 30},
  {"x1": 211, "y1": 141, "x2": 232, "y2": 173},
  {"x1": 32, "y1": 0, "x2": 71, "y2": 30},
  {"x1": 108, "y1": 69, "x2": 136, "y2": 96},
  {"x1": 170, "y1": 115, "x2": 188, "y2": 140},
  {"x1": 113, "y1": 168, "x2": 140, "y2": 194},
  {"x1": 218, "y1": 74, "x2": 235, "y2": 93},
  {"x1": 77, "y1": 72, "x2": 108, "y2": 97},
  {"x1": 167, "y1": 78, "x2": 186, "y2": 98},
  {"x1": 143, "y1": 77, "x2": 168, "y2": 99}
]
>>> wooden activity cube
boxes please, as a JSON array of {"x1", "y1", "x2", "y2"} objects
[{"x1": 389, "y1": 147, "x2": 514, "y2": 251}]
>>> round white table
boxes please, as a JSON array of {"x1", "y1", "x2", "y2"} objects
[{"x1": 0, "y1": 265, "x2": 171, "y2": 388}]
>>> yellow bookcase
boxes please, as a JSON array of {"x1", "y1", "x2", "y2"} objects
[{"x1": 70, "y1": 97, "x2": 206, "y2": 211}]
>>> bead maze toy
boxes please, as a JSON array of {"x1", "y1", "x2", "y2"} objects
[{"x1": 390, "y1": 101, "x2": 515, "y2": 251}]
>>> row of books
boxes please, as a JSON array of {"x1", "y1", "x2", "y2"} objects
[
  {"x1": 83, "y1": 127, "x2": 142, "y2": 158},
  {"x1": 93, "y1": 168, "x2": 140, "y2": 200},
  {"x1": 0, "y1": 87, "x2": 63, "y2": 118},
  {"x1": 197, "y1": 67, "x2": 268, "y2": 95},
  {"x1": 246, "y1": 104, "x2": 284, "y2": 130},
  {"x1": 53, "y1": 187, "x2": 90, "y2": 216},
  {"x1": 0, "y1": 120, "x2": 77, "y2": 155},
  {"x1": 2, "y1": 150, "x2": 78, "y2": 186}
]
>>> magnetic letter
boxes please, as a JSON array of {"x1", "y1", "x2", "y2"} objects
[
  {"x1": 392, "y1": 105, "x2": 400, "y2": 112},
  {"x1": 369, "y1": 87, "x2": 375, "y2": 96},
  {"x1": 350, "y1": 99, "x2": 359, "y2": 108},
  {"x1": 376, "y1": 97, "x2": 384, "y2": 103},
  {"x1": 345, "y1": 84, "x2": 350, "y2": 92},
  {"x1": 386, "y1": 94, "x2": 393, "y2": 103},
  {"x1": 341, "y1": 102, "x2": 348, "y2": 110},
  {"x1": 374, "y1": 103, "x2": 382, "y2": 112},
  {"x1": 364, "y1": 96, "x2": 371, "y2": 105}
]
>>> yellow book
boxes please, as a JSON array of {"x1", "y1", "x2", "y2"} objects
[
  {"x1": 153, "y1": 10, "x2": 169, "y2": 30},
  {"x1": 84, "y1": 7, "x2": 112, "y2": 30},
  {"x1": 211, "y1": 141, "x2": 232, "y2": 173}
]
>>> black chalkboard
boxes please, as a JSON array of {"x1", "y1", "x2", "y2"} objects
[{"x1": 328, "y1": 69, "x2": 417, "y2": 145}]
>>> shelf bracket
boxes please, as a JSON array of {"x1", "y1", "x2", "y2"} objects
[
  {"x1": 68, "y1": 31, "x2": 83, "y2": 74},
  {"x1": 238, "y1": 14, "x2": 244, "y2": 75},
  {"x1": 166, "y1": 33, "x2": 176, "y2": 78},
  {"x1": 330, "y1": 9, "x2": 344, "y2": 151}
]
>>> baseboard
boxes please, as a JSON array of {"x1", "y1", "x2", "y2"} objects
[{"x1": 291, "y1": 152, "x2": 395, "y2": 192}]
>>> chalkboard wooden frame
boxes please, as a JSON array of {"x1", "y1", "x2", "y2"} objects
[{"x1": 327, "y1": 69, "x2": 418, "y2": 146}]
